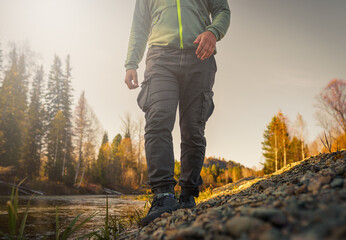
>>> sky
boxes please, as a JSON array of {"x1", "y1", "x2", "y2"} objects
[{"x1": 0, "y1": 0, "x2": 345, "y2": 168}]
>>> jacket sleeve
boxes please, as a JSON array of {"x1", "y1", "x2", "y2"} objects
[
  {"x1": 206, "y1": 0, "x2": 231, "y2": 41},
  {"x1": 125, "y1": 0, "x2": 151, "y2": 70}
]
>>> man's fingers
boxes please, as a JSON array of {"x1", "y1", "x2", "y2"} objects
[
  {"x1": 193, "y1": 35, "x2": 202, "y2": 45},
  {"x1": 197, "y1": 42, "x2": 210, "y2": 59},
  {"x1": 124, "y1": 69, "x2": 139, "y2": 89},
  {"x1": 195, "y1": 39, "x2": 206, "y2": 56},
  {"x1": 132, "y1": 71, "x2": 138, "y2": 88}
]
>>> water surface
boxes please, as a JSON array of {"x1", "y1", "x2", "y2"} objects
[{"x1": 0, "y1": 195, "x2": 145, "y2": 239}]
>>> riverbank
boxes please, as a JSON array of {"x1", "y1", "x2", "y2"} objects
[
  {"x1": 124, "y1": 151, "x2": 346, "y2": 240},
  {"x1": 0, "y1": 178, "x2": 150, "y2": 196}
]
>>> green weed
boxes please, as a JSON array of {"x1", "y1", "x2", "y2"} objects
[{"x1": 0, "y1": 178, "x2": 31, "y2": 239}]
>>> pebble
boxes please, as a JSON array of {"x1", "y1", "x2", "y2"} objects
[
  {"x1": 258, "y1": 180, "x2": 275, "y2": 190},
  {"x1": 225, "y1": 216, "x2": 264, "y2": 238},
  {"x1": 330, "y1": 178, "x2": 344, "y2": 188},
  {"x1": 123, "y1": 150, "x2": 346, "y2": 240}
]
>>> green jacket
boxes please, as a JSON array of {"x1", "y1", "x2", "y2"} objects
[{"x1": 125, "y1": 0, "x2": 230, "y2": 70}]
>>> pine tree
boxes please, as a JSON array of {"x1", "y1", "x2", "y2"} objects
[
  {"x1": 0, "y1": 48, "x2": 28, "y2": 168},
  {"x1": 45, "y1": 55, "x2": 74, "y2": 184},
  {"x1": 262, "y1": 112, "x2": 290, "y2": 174},
  {"x1": 61, "y1": 55, "x2": 74, "y2": 182},
  {"x1": 22, "y1": 66, "x2": 45, "y2": 177}
]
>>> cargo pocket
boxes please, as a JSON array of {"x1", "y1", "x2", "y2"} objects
[
  {"x1": 200, "y1": 91, "x2": 215, "y2": 123},
  {"x1": 137, "y1": 81, "x2": 151, "y2": 112}
]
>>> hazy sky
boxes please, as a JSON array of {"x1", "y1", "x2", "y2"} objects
[{"x1": 0, "y1": 0, "x2": 345, "y2": 168}]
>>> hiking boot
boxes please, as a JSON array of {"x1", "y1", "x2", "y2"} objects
[
  {"x1": 179, "y1": 194, "x2": 196, "y2": 209},
  {"x1": 141, "y1": 193, "x2": 179, "y2": 227}
]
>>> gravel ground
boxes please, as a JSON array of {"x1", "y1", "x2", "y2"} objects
[{"x1": 122, "y1": 151, "x2": 346, "y2": 240}]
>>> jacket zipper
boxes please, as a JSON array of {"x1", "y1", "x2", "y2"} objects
[{"x1": 176, "y1": 0, "x2": 184, "y2": 49}]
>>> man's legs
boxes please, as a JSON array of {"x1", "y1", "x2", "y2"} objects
[
  {"x1": 137, "y1": 47, "x2": 181, "y2": 194},
  {"x1": 178, "y1": 55, "x2": 216, "y2": 199},
  {"x1": 138, "y1": 47, "x2": 182, "y2": 226}
]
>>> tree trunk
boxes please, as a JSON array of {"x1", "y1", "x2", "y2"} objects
[
  {"x1": 77, "y1": 166, "x2": 85, "y2": 188},
  {"x1": 62, "y1": 130, "x2": 68, "y2": 176},
  {"x1": 54, "y1": 129, "x2": 59, "y2": 166},
  {"x1": 283, "y1": 138, "x2": 286, "y2": 167},
  {"x1": 275, "y1": 132, "x2": 278, "y2": 172},
  {"x1": 74, "y1": 135, "x2": 83, "y2": 184}
]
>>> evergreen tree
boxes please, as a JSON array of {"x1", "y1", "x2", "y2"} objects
[
  {"x1": 61, "y1": 55, "x2": 74, "y2": 183},
  {"x1": 0, "y1": 48, "x2": 28, "y2": 168},
  {"x1": 45, "y1": 55, "x2": 74, "y2": 183},
  {"x1": 22, "y1": 66, "x2": 45, "y2": 177},
  {"x1": 261, "y1": 112, "x2": 290, "y2": 174}
]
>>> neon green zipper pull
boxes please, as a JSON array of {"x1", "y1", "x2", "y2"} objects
[{"x1": 176, "y1": 0, "x2": 184, "y2": 49}]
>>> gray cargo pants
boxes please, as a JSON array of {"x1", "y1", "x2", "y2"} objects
[{"x1": 137, "y1": 46, "x2": 216, "y2": 197}]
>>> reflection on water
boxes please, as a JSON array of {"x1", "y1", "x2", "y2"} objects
[{"x1": 0, "y1": 195, "x2": 144, "y2": 239}]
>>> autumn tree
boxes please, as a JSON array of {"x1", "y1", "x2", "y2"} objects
[
  {"x1": 277, "y1": 111, "x2": 289, "y2": 167},
  {"x1": 293, "y1": 113, "x2": 307, "y2": 160},
  {"x1": 46, "y1": 111, "x2": 66, "y2": 181},
  {"x1": 73, "y1": 91, "x2": 90, "y2": 185},
  {"x1": 315, "y1": 79, "x2": 346, "y2": 151},
  {"x1": 94, "y1": 132, "x2": 111, "y2": 185},
  {"x1": 109, "y1": 133, "x2": 122, "y2": 186}
]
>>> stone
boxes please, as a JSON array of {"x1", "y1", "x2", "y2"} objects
[
  {"x1": 318, "y1": 175, "x2": 332, "y2": 185},
  {"x1": 258, "y1": 228, "x2": 282, "y2": 240},
  {"x1": 286, "y1": 183, "x2": 295, "y2": 195},
  {"x1": 308, "y1": 177, "x2": 322, "y2": 194},
  {"x1": 166, "y1": 226, "x2": 205, "y2": 240},
  {"x1": 300, "y1": 171, "x2": 315, "y2": 183},
  {"x1": 263, "y1": 186, "x2": 273, "y2": 195},
  {"x1": 273, "y1": 200, "x2": 282, "y2": 208},
  {"x1": 258, "y1": 180, "x2": 275, "y2": 190},
  {"x1": 330, "y1": 178, "x2": 344, "y2": 188},
  {"x1": 249, "y1": 207, "x2": 287, "y2": 226},
  {"x1": 335, "y1": 165, "x2": 345, "y2": 175},
  {"x1": 152, "y1": 228, "x2": 164, "y2": 240},
  {"x1": 320, "y1": 168, "x2": 336, "y2": 178},
  {"x1": 225, "y1": 216, "x2": 264, "y2": 238},
  {"x1": 295, "y1": 184, "x2": 307, "y2": 194}
]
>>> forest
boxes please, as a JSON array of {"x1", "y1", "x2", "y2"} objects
[{"x1": 0, "y1": 42, "x2": 345, "y2": 194}]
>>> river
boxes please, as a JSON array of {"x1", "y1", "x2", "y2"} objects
[{"x1": 0, "y1": 195, "x2": 145, "y2": 239}]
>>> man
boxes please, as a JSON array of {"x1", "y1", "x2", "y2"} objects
[{"x1": 124, "y1": 0, "x2": 230, "y2": 226}]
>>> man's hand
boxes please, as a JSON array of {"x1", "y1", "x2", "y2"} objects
[
  {"x1": 193, "y1": 31, "x2": 217, "y2": 60},
  {"x1": 124, "y1": 69, "x2": 139, "y2": 89}
]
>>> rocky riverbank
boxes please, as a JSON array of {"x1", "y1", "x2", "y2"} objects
[{"x1": 124, "y1": 151, "x2": 346, "y2": 240}]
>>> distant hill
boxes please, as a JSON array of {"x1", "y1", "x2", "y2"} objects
[
  {"x1": 203, "y1": 157, "x2": 258, "y2": 178},
  {"x1": 204, "y1": 157, "x2": 243, "y2": 169}
]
